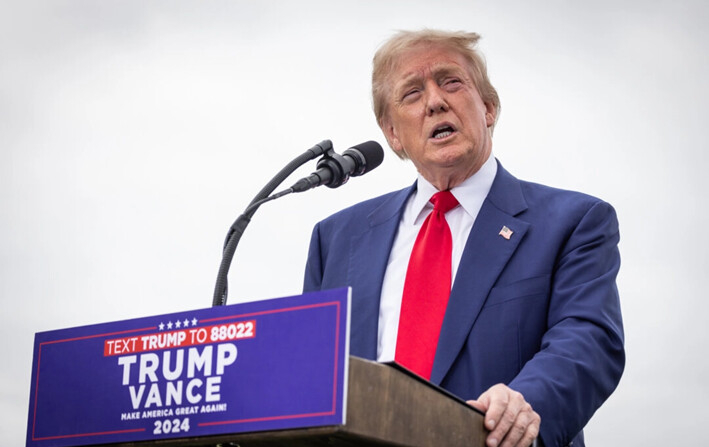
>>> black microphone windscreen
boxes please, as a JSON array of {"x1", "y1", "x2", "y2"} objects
[{"x1": 350, "y1": 141, "x2": 384, "y2": 175}]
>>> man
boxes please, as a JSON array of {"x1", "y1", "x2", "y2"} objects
[{"x1": 304, "y1": 30, "x2": 624, "y2": 447}]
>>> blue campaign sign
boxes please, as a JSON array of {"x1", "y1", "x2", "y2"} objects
[{"x1": 26, "y1": 288, "x2": 350, "y2": 447}]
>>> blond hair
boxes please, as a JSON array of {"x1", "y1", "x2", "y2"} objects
[{"x1": 372, "y1": 29, "x2": 500, "y2": 134}]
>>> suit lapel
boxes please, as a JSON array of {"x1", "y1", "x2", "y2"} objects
[
  {"x1": 348, "y1": 185, "x2": 414, "y2": 360},
  {"x1": 430, "y1": 163, "x2": 530, "y2": 384}
]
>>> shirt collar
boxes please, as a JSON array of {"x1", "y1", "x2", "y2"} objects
[{"x1": 407, "y1": 152, "x2": 498, "y2": 224}]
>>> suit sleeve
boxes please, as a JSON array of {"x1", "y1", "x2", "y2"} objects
[
  {"x1": 303, "y1": 222, "x2": 324, "y2": 293},
  {"x1": 508, "y1": 200, "x2": 625, "y2": 447}
]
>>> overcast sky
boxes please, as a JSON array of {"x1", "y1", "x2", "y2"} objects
[{"x1": 2, "y1": 0, "x2": 708, "y2": 445}]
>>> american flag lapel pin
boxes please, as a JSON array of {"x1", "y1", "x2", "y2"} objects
[{"x1": 499, "y1": 225, "x2": 513, "y2": 240}]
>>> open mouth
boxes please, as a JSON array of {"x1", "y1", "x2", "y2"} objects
[{"x1": 431, "y1": 125, "x2": 455, "y2": 139}]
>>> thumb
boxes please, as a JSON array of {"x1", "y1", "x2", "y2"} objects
[{"x1": 467, "y1": 394, "x2": 490, "y2": 413}]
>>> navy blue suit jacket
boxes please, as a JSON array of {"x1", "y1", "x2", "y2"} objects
[{"x1": 303, "y1": 161, "x2": 625, "y2": 447}]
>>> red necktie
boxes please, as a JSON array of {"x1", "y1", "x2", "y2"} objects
[{"x1": 395, "y1": 190, "x2": 459, "y2": 379}]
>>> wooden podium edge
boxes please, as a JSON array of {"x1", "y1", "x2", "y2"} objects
[{"x1": 344, "y1": 356, "x2": 486, "y2": 447}]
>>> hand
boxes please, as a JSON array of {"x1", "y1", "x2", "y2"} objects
[{"x1": 467, "y1": 384, "x2": 540, "y2": 447}]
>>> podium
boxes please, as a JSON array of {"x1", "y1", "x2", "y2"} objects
[
  {"x1": 28, "y1": 290, "x2": 488, "y2": 447},
  {"x1": 108, "y1": 357, "x2": 487, "y2": 447}
]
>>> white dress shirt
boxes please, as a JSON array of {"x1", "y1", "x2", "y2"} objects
[{"x1": 376, "y1": 153, "x2": 498, "y2": 362}]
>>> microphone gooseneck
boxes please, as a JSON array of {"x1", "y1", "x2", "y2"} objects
[{"x1": 212, "y1": 140, "x2": 384, "y2": 307}]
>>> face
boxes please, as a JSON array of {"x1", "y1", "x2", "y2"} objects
[{"x1": 381, "y1": 43, "x2": 496, "y2": 189}]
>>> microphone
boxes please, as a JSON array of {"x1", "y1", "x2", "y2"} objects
[{"x1": 291, "y1": 141, "x2": 384, "y2": 193}]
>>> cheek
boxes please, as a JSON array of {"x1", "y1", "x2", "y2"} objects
[{"x1": 399, "y1": 116, "x2": 424, "y2": 138}]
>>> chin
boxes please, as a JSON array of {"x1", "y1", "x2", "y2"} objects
[{"x1": 430, "y1": 148, "x2": 472, "y2": 167}]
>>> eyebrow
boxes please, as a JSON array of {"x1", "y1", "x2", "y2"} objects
[
  {"x1": 395, "y1": 74, "x2": 422, "y2": 95},
  {"x1": 394, "y1": 63, "x2": 468, "y2": 94},
  {"x1": 431, "y1": 63, "x2": 469, "y2": 81}
]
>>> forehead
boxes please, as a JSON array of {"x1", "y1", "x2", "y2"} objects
[{"x1": 389, "y1": 43, "x2": 472, "y2": 85}]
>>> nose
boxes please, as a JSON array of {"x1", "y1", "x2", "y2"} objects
[{"x1": 426, "y1": 84, "x2": 449, "y2": 116}]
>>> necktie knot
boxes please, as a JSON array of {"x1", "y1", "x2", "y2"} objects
[{"x1": 431, "y1": 190, "x2": 459, "y2": 214}]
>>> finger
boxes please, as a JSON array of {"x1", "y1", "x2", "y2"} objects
[
  {"x1": 499, "y1": 404, "x2": 541, "y2": 447},
  {"x1": 498, "y1": 403, "x2": 535, "y2": 447},
  {"x1": 517, "y1": 409, "x2": 541, "y2": 447},
  {"x1": 481, "y1": 386, "x2": 510, "y2": 432},
  {"x1": 487, "y1": 390, "x2": 526, "y2": 446},
  {"x1": 467, "y1": 397, "x2": 489, "y2": 413}
]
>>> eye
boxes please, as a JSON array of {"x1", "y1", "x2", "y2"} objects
[
  {"x1": 442, "y1": 78, "x2": 462, "y2": 90},
  {"x1": 402, "y1": 89, "x2": 421, "y2": 101}
]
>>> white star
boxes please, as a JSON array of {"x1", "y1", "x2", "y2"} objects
[
  {"x1": 158, "y1": 322, "x2": 165, "y2": 331},
  {"x1": 191, "y1": 318, "x2": 198, "y2": 326},
  {"x1": 175, "y1": 320, "x2": 182, "y2": 328},
  {"x1": 167, "y1": 321, "x2": 173, "y2": 330},
  {"x1": 183, "y1": 319, "x2": 190, "y2": 327}
]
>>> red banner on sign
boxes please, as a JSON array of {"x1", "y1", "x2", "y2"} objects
[{"x1": 104, "y1": 321, "x2": 256, "y2": 356}]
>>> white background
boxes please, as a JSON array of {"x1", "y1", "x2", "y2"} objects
[{"x1": 2, "y1": 0, "x2": 707, "y2": 445}]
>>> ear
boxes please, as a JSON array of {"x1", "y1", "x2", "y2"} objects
[
  {"x1": 484, "y1": 101, "x2": 497, "y2": 128},
  {"x1": 381, "y1": 117, "x2": 405, "y2": 156}
]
